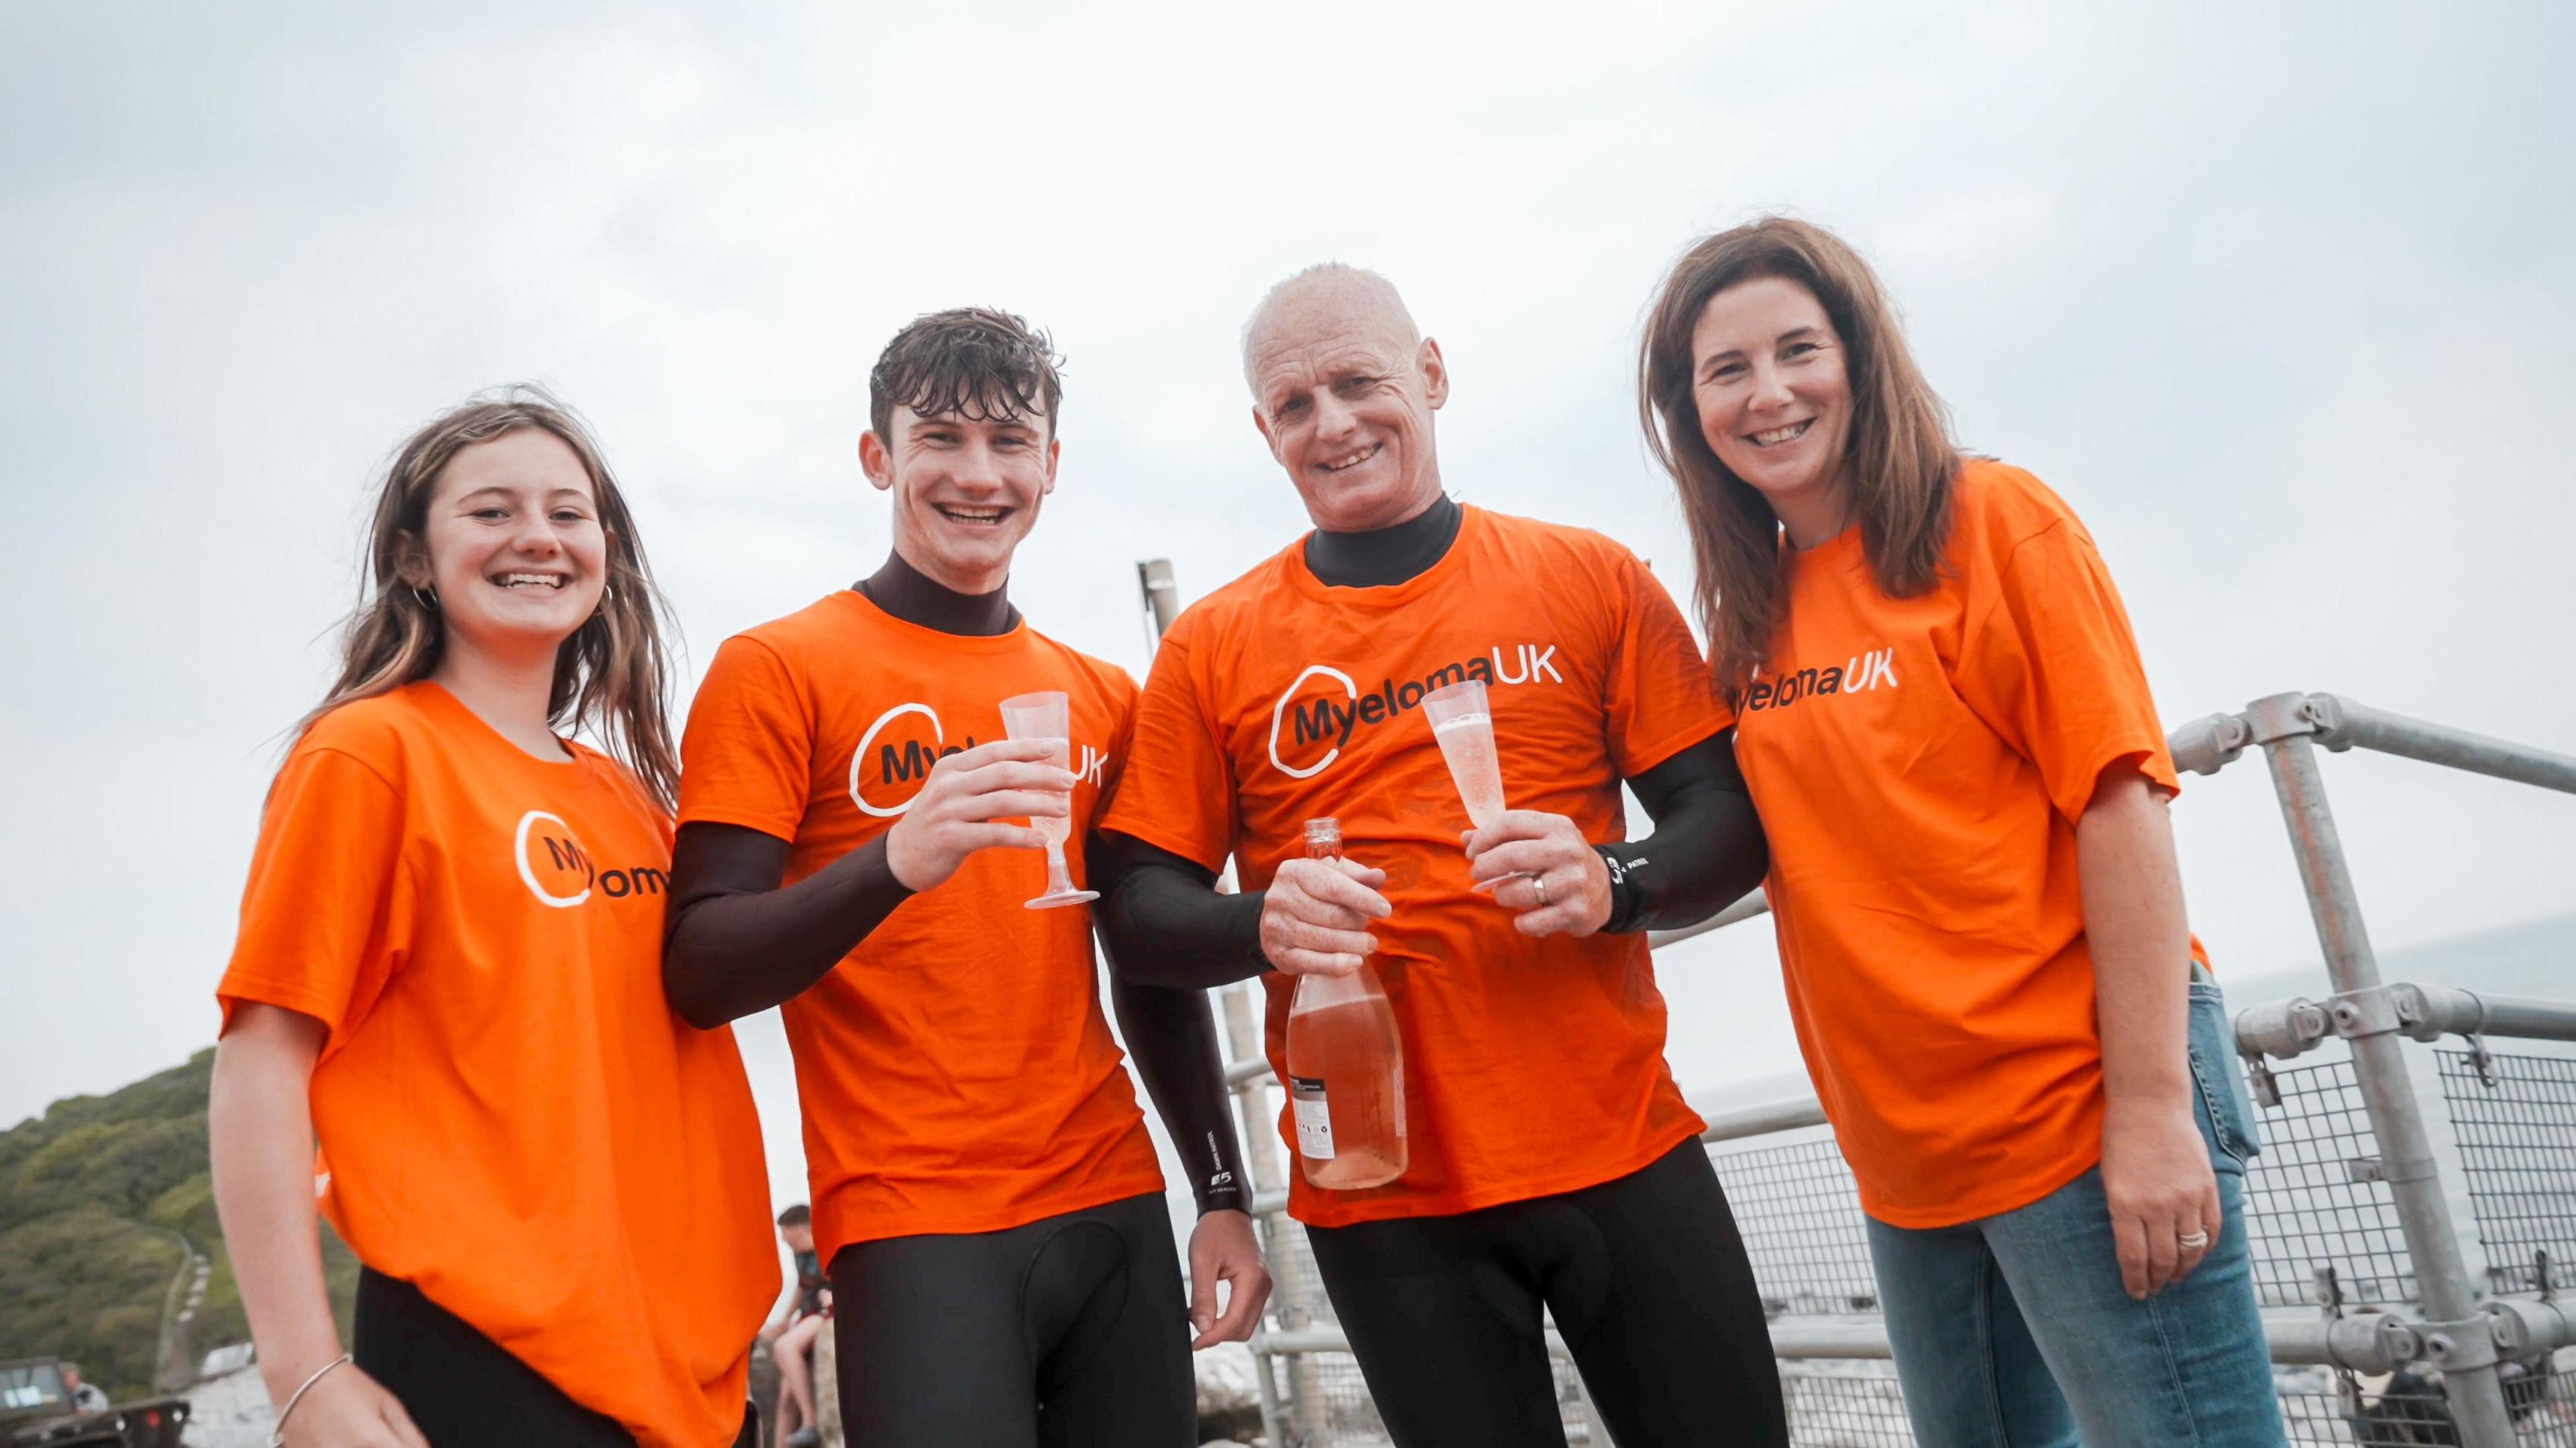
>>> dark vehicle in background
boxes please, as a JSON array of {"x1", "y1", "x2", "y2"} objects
[{"x1": 0, "y1": 1360, "x2": 189, "y2": 1448}]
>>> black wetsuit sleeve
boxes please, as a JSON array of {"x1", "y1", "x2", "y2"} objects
[
  {"x1": 1106, "y1": 960, "x2": 1251, "y2": 1216},
  {"x1": 1596, "y1": 728, "x2": 1768, "y2": 935},
  {"x1": 661, "y1": 820, "x2": 914, "y2": 1027},
  {"x1": 1091, "y1": 829, "x2": 1270, "y2": 989}
]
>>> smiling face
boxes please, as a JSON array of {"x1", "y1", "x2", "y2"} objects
[
  {"x1": 1690, "y1": 274, "x2": 1856, "y2": 540},
  {"x1": 402, "y1": 428, "x2": 608, "y2": 661},
  {"x1": 860, "y1": 402, "x2": 1059, "y2": 594},
  {"x1": 1246, "y1": 274, "x2": 1448, "y2": 533}
]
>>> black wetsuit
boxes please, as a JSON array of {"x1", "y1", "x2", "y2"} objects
[
  {"x1": 831, "y1": 1191, "x2": 1192, "y2": 1447},
  {"x1": 663, "y1": 553, "x2": 1242, "y2": 1448},
  {"x1": 1096, "y1": 494, "x2": 1790, "y2": 1447},
  {"x1": 355, "y1": 1268, "x2": 758, "y2": 1448}
]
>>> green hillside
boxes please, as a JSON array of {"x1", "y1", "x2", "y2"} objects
[{"x1": 0, "y1": 1049, "x2": 358, "y2": 1400}]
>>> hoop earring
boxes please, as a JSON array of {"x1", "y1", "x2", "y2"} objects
[{"x1": 411, "y1": 585, "x2": 439, "y2": 612}]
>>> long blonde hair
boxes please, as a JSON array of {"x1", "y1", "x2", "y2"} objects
[
  {"x1": 1639, "y1": 218, "x2": 1960, "y2": 700},
  {"x1": 296, "y1": 387, "x2": 681, "y2": 809}
]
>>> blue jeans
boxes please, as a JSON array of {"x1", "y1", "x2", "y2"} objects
[{"x1": 1865, "y1": 975, "x2": 2286, "y2": 1448}]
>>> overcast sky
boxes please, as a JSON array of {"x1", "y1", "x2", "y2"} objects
[{"x1": 6, "y1": 2, "x2": 2573, "y2": 1220}]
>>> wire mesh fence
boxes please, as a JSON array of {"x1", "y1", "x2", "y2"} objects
[
  {"x1": 2437, "y1": 1048, "x2": 2576, "y2": 1297},
  {"x1": 1271, "y1": 1357, "x2": 2576, "y2": 1447},
  {"x1": 1708, "y1": 1137, "x2": 1883, "y2": 1317},
  {"x1": 2241, "y1": 1054, "x2": 2418, "y2": 1307},
  {"x1": 1780, "y1": 1365, "x2": 1915, "y2": 1448},
  {"x1": 2278, "y1": 1376, "x2": 2459, "y2": 1446},
  {"x1": 1287, "y1": 1352, "x2": 1606, "y2": 1446},
  {"x1": 1244, "y1": 1032, "x2": 2576, "y2": 1445},
  {"x1": 2276, "y1": 1361, "x2": 2576, "y2": 1447}
]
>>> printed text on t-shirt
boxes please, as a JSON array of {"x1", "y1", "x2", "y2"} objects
[
  {"x1": 1267, "y1": 644, "x2": 1563, "y2": 780},
  {"x1": 1742, "y1": 647, "x2": 1900, "y2": 714},
  {"x1": 849, "y1": 702, "x2": 1108, "y2": 817},
  {"x1": 514, "y1": 810, "x2": 667, "y2": 907}
]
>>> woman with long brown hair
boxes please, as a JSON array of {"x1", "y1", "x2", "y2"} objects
[
  {"x1": 207, "y1": 389, "x2": 775, "y2": 1447},
  {"x1": 1641, "y1": 220, "x2": 2284, "y2": 1447}
]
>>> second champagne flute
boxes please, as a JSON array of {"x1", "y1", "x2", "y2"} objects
[
  {"x1": 998, "y1": 689, "x2": 1097, "y2": 909},
  {"x1": 1421, "y1": 678, "x2": 1504, "y2": 826},
  {"x1": 1421, "y1": 679, "x2": 1522, "y2": 893}
]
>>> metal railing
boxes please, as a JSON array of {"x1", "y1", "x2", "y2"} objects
[
  {"x1": 1136, "y1": 565, "x2": 2576, "y2": 1446},
  {"x1": 1211, "y1": 693, "x2": 2575, "y2": 1447}
]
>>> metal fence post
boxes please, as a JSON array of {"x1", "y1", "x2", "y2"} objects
[
  {"x1": 1225, "y1": 979, "x2": 1332, "y2": 1447},
  {"x1": 2247, "y1": 692, "x2": 2519, "y2": 1446}
]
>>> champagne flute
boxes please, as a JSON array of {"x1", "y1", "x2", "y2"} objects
[
  {"x1": 998, "y1": 689, "x2": 1098, "y2": 909},
  {"x1": 1421, "y1": 679, "x2": 1523, "y2": 893}
]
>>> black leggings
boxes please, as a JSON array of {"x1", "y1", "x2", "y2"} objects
[
  {"x1": 354, "y1": 1268, "x2": 758, "y2": 1447},
  {"x1": 1307, "y1": 1139, "x2": 1788, "y2": 1447},
  {"x1": 827, "y1": 1190, "x2": 1195, "y2": 1448}
]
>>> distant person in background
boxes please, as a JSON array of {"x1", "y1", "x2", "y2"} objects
[
  {"x1": 761, "y1": 1205, "x2": 830, "y2": 1448},
  {"x1": 1640, "y1": 217, "x2": 2284, "y2": 1447},
  {"x1": 207, "y1": 390, "x2": 776, "y2": 1448},
  {"x1": 61, "y1": 1363, "x2": 108, "y2": 1413}
]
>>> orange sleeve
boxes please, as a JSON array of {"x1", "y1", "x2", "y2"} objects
[
  {"x1": 1093, "y1": 667, "x2": 1142, "y2": 813},
  {"x1": 217, "y1": 747, "x2": 413, "y2": 1050},
  {"x1": 1601, "y1": 549, "x2": 1733, "y2": 777},
  {"x1": 1097, "y1": 624, "x2": 1236, "y2": 874},
  {"x1": 678, "y1": 634, "x2": 814, "y2": 842},
  {"x1": 1958, "y1": 518, "x2": 2181, "y2": 822}
]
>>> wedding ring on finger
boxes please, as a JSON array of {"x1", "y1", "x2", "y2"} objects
[
  {"x1": 1532, "y1": 874, "x2": 1549, "y2": 907},
  {"x1": 2178, "y1": 1229, "x2": 2210, "y2": 1250}
]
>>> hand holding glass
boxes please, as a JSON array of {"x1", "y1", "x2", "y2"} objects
[{"x1": 998, "y1": 690, "x2": 1097, "y2": 909}]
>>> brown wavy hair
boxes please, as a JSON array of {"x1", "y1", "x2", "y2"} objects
[
  {"x1": 1639, "y1": 217, "x2": 1959, "y2": 700},
  {"x1": 294, "y1": 386, "x2": 682, "y2": 809}
]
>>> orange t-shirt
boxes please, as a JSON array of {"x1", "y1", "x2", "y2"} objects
[
  {"x1": 677, "y1": 591, "x2": 1164, "y2": 1260},
  {"x1": 217, "y1": 682, "x2": 775, "y2": 1448},
  {"x1": 1101, "y1": 506, "x2": 1726, "y2": 1228},
  {"x1": 1731, "y1": 460, "x2": 2208, "y2": 1229}
]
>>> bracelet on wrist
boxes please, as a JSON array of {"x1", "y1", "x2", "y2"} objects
[{"x1": 269, "y1": 1351, "x2": 352, "y2": 1447}]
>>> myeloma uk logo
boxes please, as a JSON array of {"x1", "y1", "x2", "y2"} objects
[
  {"x1": 848, "y1": 702, "x2": 1106, "y2": 816},
  {"x1": 512, "y1": 810, "x2": 667, "y2": 908},
  {"x1": 1741, "y1": 646, "x2": 1900, "y2": 714},
  {"x1": 1267, "y1": 644, "x2": 1564, "y2": 779}
]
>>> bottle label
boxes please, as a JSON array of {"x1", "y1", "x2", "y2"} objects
[{"x1": 1288, "y1": 1074, "x2": 1334, "y2": 1160}]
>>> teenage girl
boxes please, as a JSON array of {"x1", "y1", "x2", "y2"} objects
[
  {"x1": 208, "y1": 391, "x2": 775, "y2": 1448},
  {"x1": 1640, "y1": 220, "x2": 2286, "y2": 1448}
]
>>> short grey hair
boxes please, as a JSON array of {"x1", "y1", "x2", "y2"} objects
[{"x1": 1240, "y1": 263, "x2": 1422, "y2": 392}]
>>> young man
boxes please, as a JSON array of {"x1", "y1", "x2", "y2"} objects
[
  {"x1": 1095, "y1": 267, "x2": 1788, "y2": 1446},
  {"x1": 759, "y1": 1206, "x2": 828, "y2": 1448},
  {"x1": 664, "y1": 309, "x2": 1269, "y2": 1448}
]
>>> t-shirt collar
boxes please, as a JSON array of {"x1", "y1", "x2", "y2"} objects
[
  {"x1": 837, "y1": 586, "x2": 1033, "y2": 653},
  {"x1": 1285, "y1": 503, "x2": 1485, "y2": 608}
]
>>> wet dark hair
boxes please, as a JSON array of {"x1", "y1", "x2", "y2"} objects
[
  {"x1": 776, "y1": 1203, "x2": 811, "y2": 1227},
  {"x1": 868, "y1": 307, "x2": 1065, "y2": 442}
]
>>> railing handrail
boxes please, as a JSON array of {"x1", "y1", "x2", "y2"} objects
[
  {"x1": 2171, "y1": 691, "x2": 2576, "y2": 793},
  {"x1": 1256, "y1": 1303, "x2": 2576, "y2": 1374},
  {"x1": 1213, "y1": 683, "x2": 2575, "y2": 1448}
]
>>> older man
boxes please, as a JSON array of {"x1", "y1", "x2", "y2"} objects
[{"x1": 1096, "y1": 267, "x2": 1787, "y2": 1446}]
